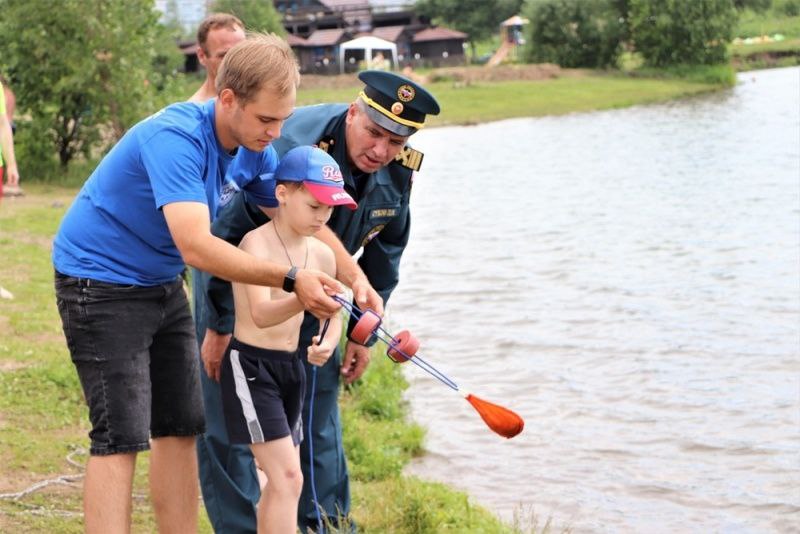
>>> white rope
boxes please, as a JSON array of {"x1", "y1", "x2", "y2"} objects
[{"x1": 0, "y1": 447, "x2": 86, "y2": 501}]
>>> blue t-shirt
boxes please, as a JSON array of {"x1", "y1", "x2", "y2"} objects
[{"x1": 53, "y1": 99, "x2": 278, "y2": 285}]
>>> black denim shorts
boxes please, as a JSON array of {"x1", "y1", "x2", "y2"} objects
[{"x1": 54, "y1": 271, "x2": 205, "y2": 455}]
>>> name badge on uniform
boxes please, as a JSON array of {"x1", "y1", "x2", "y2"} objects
[{"x1": 370, "y1": 208, "x2": 396, "y2": 218}]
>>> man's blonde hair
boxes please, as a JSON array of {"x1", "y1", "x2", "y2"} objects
[{"x1": 216, "y1": 33, "x2": 300, "y2": 103}]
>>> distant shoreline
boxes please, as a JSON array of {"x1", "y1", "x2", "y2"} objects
[{"x1": 297, "y1": 64, "x2": 731, "y2": 128}]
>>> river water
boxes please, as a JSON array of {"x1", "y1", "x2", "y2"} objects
[{"x1": 388, "y1": 67, "x2": 800, "y2": 533}]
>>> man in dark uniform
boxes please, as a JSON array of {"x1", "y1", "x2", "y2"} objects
[{"x1": 194, "y1": 70, "x2": 440, "y2": 533}]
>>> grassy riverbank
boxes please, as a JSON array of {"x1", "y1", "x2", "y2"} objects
[
  {"x1": 297, "y1": 69, "x2": 729, "y2": 128},
  {"x1": 0, "y1": 62, "x2": 736, "y2": 531},
  {"x1": 0, "y1": 187, "x2": 525, "y2": 532},
  {"x1": 731, "y1": 10, "x2": 800, "y2": 70}
]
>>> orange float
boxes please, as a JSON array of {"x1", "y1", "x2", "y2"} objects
[
  {"x1": 386, "y1": 330, "x2": 419, "y2": 363},
  {"x1": 349, "y1": 309, "x2": 381, "y2": 345}
]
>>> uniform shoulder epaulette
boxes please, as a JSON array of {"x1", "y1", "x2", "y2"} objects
[{"x1": 394, "y1": 146, "x2": 424, "y2": 172}]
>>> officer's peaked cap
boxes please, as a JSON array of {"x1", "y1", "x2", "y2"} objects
[{"x1": 357, "y1": 70, "x2": 440, "y2": 137}]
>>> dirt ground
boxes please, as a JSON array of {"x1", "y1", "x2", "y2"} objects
[{"x1": 299, "y1": 63, "x2": 574, "y2": 90}]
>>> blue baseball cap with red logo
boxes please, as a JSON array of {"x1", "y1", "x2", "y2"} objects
[{"x1": 274, "y1": 146, "x2": 357, "y2": 210}]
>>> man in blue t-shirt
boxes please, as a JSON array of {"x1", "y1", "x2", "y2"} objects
[{"x1": 51, "y1": 34, "x2": 349, "y2": 534}]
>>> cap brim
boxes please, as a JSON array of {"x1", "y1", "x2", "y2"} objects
[
  {"x1": 362, "y1": 105, "x2": 417, "y2": 137},
  {"x1": 304, "y1": 182, "x2": 358, "y2": 210}
]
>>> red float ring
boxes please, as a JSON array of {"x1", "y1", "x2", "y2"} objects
[
  {"x1": 386, "y1": 330, "x2": 419, "y2": 363},
  {"x1": 350, "y1": 309, "x2": 381, "y2": 345}
]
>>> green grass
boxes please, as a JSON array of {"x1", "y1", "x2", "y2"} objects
[
  {"x1": 729, "y1": 36, "x2": 800, "y2": 70},
  {"x1": 299, "y1": 71, "x2": 727, "y2": 128},
  {"x1": 731, "y1": 37, "x2": 800, "y2": 54},
  {"x1": 0, "y1": 186, "x2": 526, "y2": 532},
  {"x1": 736, "y1": 10, "x2": 800, "y2": 39},
  {"x1": 0, "y1": 187, "x2": 214, "y2": 533}
]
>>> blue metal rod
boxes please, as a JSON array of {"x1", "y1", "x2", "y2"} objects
[{"x1": 331, "y1": 294, "x2": 460, "y2": 390}]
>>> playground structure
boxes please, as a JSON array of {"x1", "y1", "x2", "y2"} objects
[{"x1": 487, "y1": 15, "x2": 529, "y2": 67}]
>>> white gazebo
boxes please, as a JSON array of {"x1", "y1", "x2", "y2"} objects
[{"x1": 338, "y1": 35, "x2": 399, "y2": 73}]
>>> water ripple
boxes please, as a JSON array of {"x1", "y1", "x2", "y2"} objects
[{"x1": 397, "y1": 67, "x2": 800, "y2": 533}]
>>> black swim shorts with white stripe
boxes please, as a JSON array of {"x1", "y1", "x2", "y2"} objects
[{"x1": 220, "y1": 337, "x2": 305, "y2": 445}]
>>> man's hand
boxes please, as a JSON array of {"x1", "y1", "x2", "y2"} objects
[
  {"x1": 202, "y1": 328, "x2": 231, "y2": 381},
  {"x1": 294, "y1": 269, "x2": 343, "y2": 319},
  {"x1": 341, "y1": 341, "x2": 371, "y2": 384},
  {"x1": 351, "y1": 276, "x2": 384, "y2": 316}
]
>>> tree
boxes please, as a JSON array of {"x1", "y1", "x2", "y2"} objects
[
  {"x1": 416, "y1": 0, "x2": 524, "y2": 59},
  {"x1": 211, "y1": 0, "x2": 285, "y2": 34},
  {"x1": 0, "y1": 0, "x2": 182, "y2": 169},
  {"x1": 523, "y1": 0, "x2": 625, "y2": 68},
  {"x1": 629, "y1": 0, "x2": 737, "y2": 67}
]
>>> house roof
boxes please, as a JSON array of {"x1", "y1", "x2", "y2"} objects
[
  {"x1": 412, "y1": 27, "x2": 468, "y2": 43},
  {"x1": 285, "y1": 33, "x2": 307, "y2": 46},
  {"x1": 178, "y1": 42, "x2": 197, "y2": 56},
  {"x1": 370, "y1": 25, "x2": 406, "y2": 42},
  {"x1": 319, "y1": 0, "x2": 369, "y2": 10},
  {"x1": 303, "y1": 28, "x2": 349, "y2": 47}
]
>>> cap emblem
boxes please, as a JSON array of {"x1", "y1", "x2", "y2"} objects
[
  {"x1": 391, "y1": 102, "x2": 404, "y2": 115},
  {"x1": 397, "y1": 84, "x2": 415, "y2": 102},
  {"x1": 321, "y1": 164, "x2": 343, "y2": 183}
]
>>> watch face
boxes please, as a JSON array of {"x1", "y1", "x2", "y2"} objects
[{"x1": 283, "y1": 266, "x2": 298, "y2": 293}]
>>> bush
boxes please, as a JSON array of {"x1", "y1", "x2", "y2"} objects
[
  {"x1": 629, "y1": 0, "x2": 738, "y2": 67},
  {"x1": 775, "y1": 0, "x2": 800, "y2": 16},
  {"x1": 0, "y1": 0, "x2": 184, "y2": 170},
  {"x1": 523, "y1": 0, "x2": 626, "y2": 68}
]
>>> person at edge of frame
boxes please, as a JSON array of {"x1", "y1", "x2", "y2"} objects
[
  {"x1": 188, "y1": 13, "x2": 246, "y2": 105},
  {"x1": 194, "y1": 69, "x2": 440, "y2": 533}
]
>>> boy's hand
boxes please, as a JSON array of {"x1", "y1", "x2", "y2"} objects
[{"x1": 307, "y1": 335, "x2": 336, "y2": 367}]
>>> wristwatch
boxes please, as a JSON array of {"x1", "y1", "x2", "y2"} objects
[{"x1": 283, "y1": 266, "x2": 298, "y2": 293}]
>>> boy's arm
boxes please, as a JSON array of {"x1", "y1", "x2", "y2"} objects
[
  {"x1": 163, "y1": 201, "x2": 342, "y2": 318},
  {"x1": 246, "y1": 291, "x2": 305, "y2": 328},
  {"x1": 239, "y1": 233, "x2": 305, "y2": 327},
  {"x1": 318, "y1": 309, "x2": 342, "y2": 347},
  {"x1": 308, "y1": 244, "x2": 343, "y2": 366}
]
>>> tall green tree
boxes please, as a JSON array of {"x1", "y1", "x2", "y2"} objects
[
  {"x1": 0, "y1": 0, "x2": 181, "y2": 169},
  {"x1": 523, "y1": 0, "x2": 625, "y2": 68},
  {"x1": 629, "y1": 0, "x2": 737, "y2": 66},
  {"x1": 416, "y1": 0, "x2": 524, "y2": 59},
  {"x1": 211, "y1": 0, "x2": 285, "y2": 34}
]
